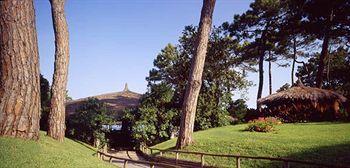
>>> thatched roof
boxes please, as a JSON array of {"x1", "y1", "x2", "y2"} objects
[
  {"x1": 66, "y1": 84, "x2": 142, "y2": 119},
  {"x1": 258, "y1": 85, "x2": 347, "y2": 106}
]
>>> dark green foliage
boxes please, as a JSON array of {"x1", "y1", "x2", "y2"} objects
[
  {"x1": 285, "y1": 0, "x2": 350, "y2": 87},
  {"x1": 40, "y1": 74, "x2": 50, "y2": 108},
  {"x1": 223, "y1": 0, "x2": 350, "y2": 96},
  {"x1": 66, "y1": 98, "x2": 113, "y2": 147},
  {"x1": 123, "y1": 83, "x2": 177, "y2": 146},
  {"x1": 223, "y1": 0, "x2": 285, "y2": 103},
  {"x1": 293, "y1": 0, "x2": 350, "y2": 42},
  {"x1": 40, "y1": 74, "x2": 50, "y2": 131},
  {"x1": 124, "y1": 26, "x2": 250, "y2": 146},
  {"x1": 296, "y1": 48, "x2": 350, "y2": 98},
  {"x1": 39, "y1": 75, "x2": 73, "y2": 131},
  {"x1": 228, "y1": 99, "x2": 249, "y2": 123}
]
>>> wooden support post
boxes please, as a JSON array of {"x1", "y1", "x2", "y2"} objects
[
  {"x1": 160, "y1": 151, "x2": 163, "y2": 156},
  {"x1": 236, "y1": 157, "x2": 241, "y2": 168},
  {"x1": 175, "y1": 152, "x2": 179, "y2": 164},
  {"x1": 201, "y1": 154, "x2": 205, "y2": 167},
  {"x1": 123, "y1": 160, "x2": 128, "y2": 168},
  {"x1": 283, "y1": 161, "x2": 290, "y2": 168},
  {"x1": 150, "y1": 149, "x2": 153, "y2": 155},
  {"x1": 109, "y1": 157, "x2": 112, "y2": 163},
  {"x1": 103, "y1": 144, "x2": 107, "y2": 160}
]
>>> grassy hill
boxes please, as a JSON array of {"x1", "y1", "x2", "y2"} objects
[
  {"x1": 153, "y1": 122, "x2": 350, "y2": 167},
  {"x1": 0, "y1": 132, "x2": 114, "y2": 168}
]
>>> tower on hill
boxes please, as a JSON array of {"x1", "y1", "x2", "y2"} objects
[{"x1": 123, "y1": 83, "x2": 129, "y2": 92}]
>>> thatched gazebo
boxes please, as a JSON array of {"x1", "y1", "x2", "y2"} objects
[{"x1": 257, "y1": 82, "x2": 349, "y2": 122}]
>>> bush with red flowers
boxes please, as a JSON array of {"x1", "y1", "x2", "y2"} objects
[{"x1": 247, "y1": 117, "x2": 282, "y2": 132}]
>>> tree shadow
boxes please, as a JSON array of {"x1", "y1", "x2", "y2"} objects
[
  {"x1": 72, "y1": 139, "x2": 97, "y2": 154},
  {"x1": 152, "y1": 143, "x2": 350, "y2": 167},
  {"x1": 261, "y1": 143, "x2": 350, "y2": 168},
  {"x1": 298, "y1": 121, "x2": 350, "y2": 125}
]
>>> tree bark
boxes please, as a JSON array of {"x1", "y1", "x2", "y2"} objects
[
  {"x1": 0, "y1": 0, "x2": 41, "y2": 140},
  {"x1": 315, "y1": 34, "x2": 329, "y2": 88},
  {"x1": 268, "y1": 53, "x2": 272, "y2": 95},
  {"x1": 256, "y1": 23, "x2": 269, "y2": 108},
  {"x1": 316, "y1": 10, "x2": 333, "y2": 88},
  {"x1": 47, "y1": 0, "x2": 70, "y2": 142},
  {"x1": 257, "y1": 55, "x2": 264, "y2": 103},
  {"x1": 176, "y1": 0, "x2": 215, "y2": 149},
  {"x1": 291, "y1": 37, "x2": 297, "y2": 84}
]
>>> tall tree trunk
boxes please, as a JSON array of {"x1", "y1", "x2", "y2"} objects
[
  {"x1": 315, "y1": 35, "x2": 329, "y2": 88},
  {"x1": 256, "y1": 23, "x2": 269, "y2": 108},
  {"x1": 291, "y1": 37, "x2": 297, "y2": 84},
  {"x1": 176, "y1": 0, "x2": 215, "y2": 149},
  {"x1": 327, "y1": 54, "x2": 331, "y2": 82},
  {"x1": 48, "y1": 0, "x2": 70, "y2": 142},
  {"x1": 256, "y1": 54, "x2": 264, "y2": 107},
  {"x1": 0, "y1": 0, "x2": 41, "y2": 140},
  {"x1": 316, "y1": 10, "x2": 333, "y2": 88},
  {"x1": 268, "y1": 53, "x2": 272, "y2": 95}
]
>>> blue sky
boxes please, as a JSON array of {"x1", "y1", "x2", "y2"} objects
[{"x1": 35, "y1": 0, "x2": 295, "y2": 108}]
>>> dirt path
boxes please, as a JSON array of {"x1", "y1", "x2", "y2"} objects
[
  {"x1": 107, "y1": 150, "x2": 149, "y2": 168},
  {"x1": 103, "y1": 150, "x2": 203, "y2": 168}
]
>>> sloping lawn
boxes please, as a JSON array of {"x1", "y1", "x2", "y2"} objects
[
  {"x1": 0, "y1": 132, "x2": 114, "y2": 168},
  {"x1": 153, "y1": 122, "x2": 350, "y2": 167}
]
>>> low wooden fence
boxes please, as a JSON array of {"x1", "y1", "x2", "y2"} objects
[
  {"x1": 143, "y1": 146, "x2": 349, "y2": 168},
  {"x1": 97, "y1": 151, "x2": 180, "y2": 168}
]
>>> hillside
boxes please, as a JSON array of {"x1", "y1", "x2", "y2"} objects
[
  {"x1": 153, "y1": 122, "x2": 350, "y2": 167},
  {"x1": 66, "y1": 86, "x2": 141, "y2": 119},
  {"x1": 0, "y1": 132, "x2": 114, "y2": 168}
]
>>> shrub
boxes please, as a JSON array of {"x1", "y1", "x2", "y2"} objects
[
  {"x1": 247, "y1": 117, "x2": 282, "y2": 132},
  {"x1": 228, "y1": 99, "x2": 249, "y2": 123},
  {"x1": 66, "y1": 98, "x2": 113, "y2": 148},
  {"x1": 244, "y1": 108, "x2": 262, "y2": 122}
]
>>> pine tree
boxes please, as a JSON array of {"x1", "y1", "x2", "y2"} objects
[
  {"x1": 176, "y1": 0, "x2": 216, "y2": 149},
  {"x1": 0, "y1": 0, "x2": 41, "y2": 140},
  {"x1": 48, "y1": 0, "x2": 70, "y2": 141}
]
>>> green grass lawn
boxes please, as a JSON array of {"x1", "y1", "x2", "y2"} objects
[
  {"x1": 152, "y1": 122, "x2": 350, "y2": 167},
  {"x1": 0, "y1": 131, "x2": 114, "y2": 168}
]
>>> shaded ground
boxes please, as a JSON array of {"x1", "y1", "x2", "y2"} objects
[{"x1": 263, "y1": 143, "x2": 350, "y2": 168}]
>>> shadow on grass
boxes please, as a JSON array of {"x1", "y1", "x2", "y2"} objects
[
  {"x1": 71, "y1": 139, "x2": 98, "y2": 156},
  {"x1": 261, "y1": 143, "x2": 350, "y2": 168},
  {"x1": 151, "y1": 143, "x2": 350, "y2": 168},
  {"x1": 284, "y1": 121, "x2": 350, "y2": 125}
]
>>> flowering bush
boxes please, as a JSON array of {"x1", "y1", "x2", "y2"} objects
[{"x1": 247, "y1": 117, "x2": 282, "y2": 132}]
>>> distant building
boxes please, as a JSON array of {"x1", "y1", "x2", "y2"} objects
[{"x1": 65, "y1": 83, "x2": 142, "y2": 130}]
